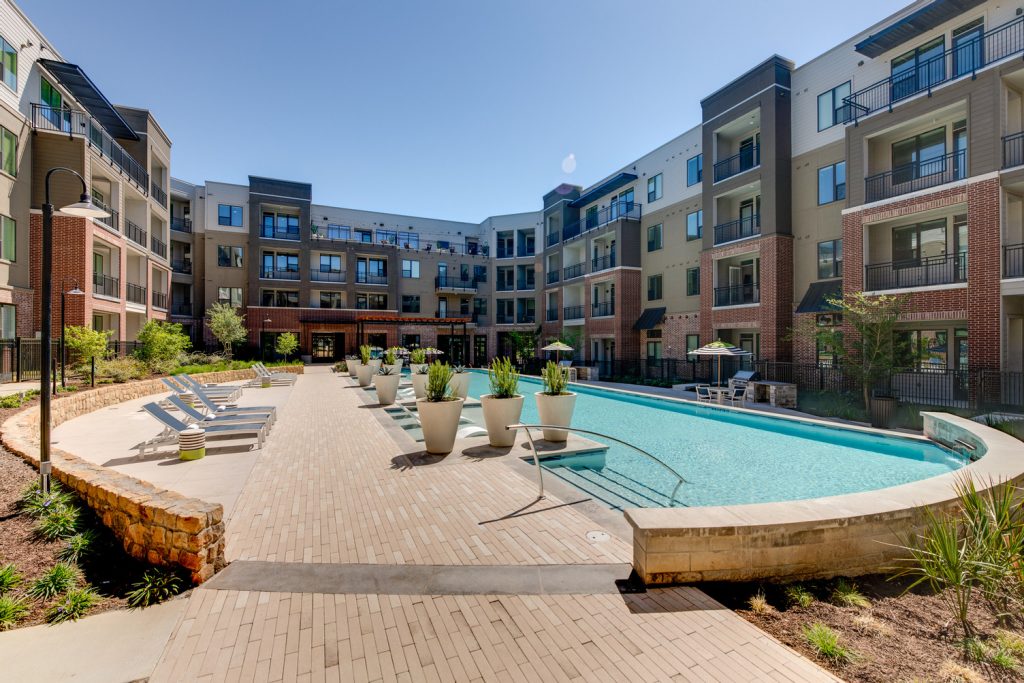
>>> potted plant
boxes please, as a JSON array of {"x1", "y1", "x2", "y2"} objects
[
  {"x1": 450, "y1": 365, "x2": 470, "y2": 399},
  {"x1": 355, "y1": 345, "x2": 374, "y2": 387},
  {"x1": 409, "y1": 348, "x2": 428, "y2": 375},
  {"x1": 345, "y1": 355, "x2": 360, "y2": 378},
  {"x1": 373, "y1": 364, "x2": 401, "y2": 406},
  {"x1": 367, "y1": 347, "x2": 383, "y2": 374},
  {"x1": 383, "y1": 347, "x2": 402, "y2": 374},
  {"x1": 416, "y1": 362, "x2": 463, "y2": 454},
  {"x1": 480, "y1": 358, "x2": 523, "y2": 447},
  {"x1": 411, "y1": 363, "x2": 430, "y2": 398},
  {"x1": 535, "y1": 361, "x2": 576, "y2": 442}
]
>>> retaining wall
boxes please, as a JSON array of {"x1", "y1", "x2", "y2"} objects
[{"x1": 0, "y1": 365, "x2": 303, "y2": 583}]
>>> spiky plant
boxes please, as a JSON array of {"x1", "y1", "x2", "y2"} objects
[
  {"x1": 126, "y1": 568, "x2": 185, "y2": 608},
  {"x1": 358, "y1": 345, "x2": 371, "y2": 364},
  {"x1": 58, "y1": 530, "x2": 98, "y2": 563},
  {"x1": 488, "y1": 358, "x2": 520, "y2": 398},
  {"x1": 784, "y1": 584, "x2": 815, "y2": 608},
  {"x1": 747, "y1": 591, "x2": 775, "y2": 615},
  {"x1": 541, "y1": 361, "x2": 568, "y2": 395},
  {"x1": 425, "y1": 362, "x2": 454, "y2": 402},
  {"x1": 803, "y1": 622, "x2": 855, "y2": 665},
  {"x1": 27, "y1": 562, "x2": 78, "y2": 600},
  {"x1": 384, "y1": 348, "x2": 397, "y2": 365},
  {"x1": 0, "y1": 564, "x2": 22, "y2": 595},
  {"x1": 410, "y1": 348, "x2": 426, "y2": 364},
  {"x1": 0, "y1": 595, "x2": 29, "y2": 630},
  {"x1": 46, "y1": 587, "x2": 99, "y2": 624},
  {"x1": 35, "y1": 503, "x2": 80, "y2": 541},
  {"x1": 831, "y1": 579, "x2": 871, "y2": 609}
]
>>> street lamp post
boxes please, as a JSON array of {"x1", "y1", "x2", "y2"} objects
[
  {"x1": 261, "y1": 317, "x2": 271, "y2": 361},
  {"x1": 59, "y1": 278, "x2": 85, "y2": 388},
  {"x1": 40, "y1": 168, "x2": 108, "y2": 493}
]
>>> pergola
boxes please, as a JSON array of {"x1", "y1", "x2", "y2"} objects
[{"x1": 355, "y1": 314, "x2": 471, "y2": 364}]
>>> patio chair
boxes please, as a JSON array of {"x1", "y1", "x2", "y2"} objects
[
  {"x1": 191, "y1": 389, "x2": 277, "y2": 424},
  {"x1": 695, "y1": 385, "x2": 712, "y2": 403},
  {"x1": 724, "y1": 386, "x2": 746, "y2": 407},
  {"x1": 139, "y1": 403, "x2": 265, "y2": 456},
  {"x1": 166, "y1": 395, "x2": 274, "y2": 430},
  {"x1": 252, "y1": 363, "x2": 297, "y2": 386},
  {"x1": 177, "y1": 374, "x2": 243, "y2": 401}
]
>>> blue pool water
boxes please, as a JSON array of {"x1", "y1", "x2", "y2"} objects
[{"x1": 464, "y1": 371, "x2": 964, "y2": 509}]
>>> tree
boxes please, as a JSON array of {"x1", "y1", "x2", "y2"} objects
[
  {"x1": 506, "y1": 329, "x2": 538, "y2": 364},
  {"x1": 63, "y1": 325, "x2": 111, "y2": 373},
  {"x1": 135, "y1": 320, "x2": 191, "y2": 372},
  {"x1": 206, "y1": 303, "x2": 247, "y2": 358},
  {"x1": 274, "y1": 332, "x2": 298, "y2": 361}
]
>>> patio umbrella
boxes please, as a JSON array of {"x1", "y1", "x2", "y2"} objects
[
  {"x1": 687, "y1": 341, "x2": 752, "y2": 386},
  {"x1": 541, "y1": 341, "x2": 573, "y2": 363}
]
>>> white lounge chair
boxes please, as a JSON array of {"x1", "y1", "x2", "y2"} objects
[
  {"x1": 250, "y1": 363, "x2": 297, "y2": 386},
  {"x1": 166, "y1": 395, "x2": 275, "y2": 430},
  {"x1": 191, "y1": 389, "x2": 277, "y2": 424},
  {"x1": 139, "y1": 403, "x2": 265, "y2": 456}
]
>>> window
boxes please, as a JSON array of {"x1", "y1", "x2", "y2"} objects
[
  {"x1": 895, "y1": 329, "x2": 952, "y2": 371},
  {"x1": 892, "y1": 127, "x2": 946, "y2": 183},
  {"x1": 0, "y1": 303, "x2": 14, "y2": 337},
  {"x1": 319, "y1": 292, "x2": 344, "y2": 309},
  {"x1": 217, "y1": 287, "x2": 242, "y2": 307},
  {"x1": 473, "y1": 298, "x2": 488, "y2": 316},
  {"x1": 817, "y1": 161, "x2": 846, "y2": 205},
  {"x1": 817, "y1": 81, "x2": 851, "y2": 130},
  {"x1": 0, "y1": 35, "x2": 16, "y2": 91},
  {"x1": 355, "y1": 229, "x2": 372, "y2": 243},
  {"x1": 496, "y1": 266, "x2": 514, "y2": 291},
  {"x1": 817, "y1": 239, "x2": 843, "y2": 279},
  {"x1": 217, "y1": 204, "x2": 243, "y2": 227},
  {"x1": 401, "y1": 295, "x2": 420, "y2": 313},
  {"x1": 686, "y1": 154, "x2": 703, "y2": 186},
  {"x1": 892, "y1": 218, "x2": 948, "y2": 263},
  {"x1": 646, "y1": 341, "x2": 662, "y2": 359},
  {"x1": 0, "y1": 215, "x2": 14, "y2": 261},
  {"x1": 262, "y1": 212, "x2": 300, "y2": 239},
  {"x1": 262, "y1": 252, "x2": 299, "y2": 276},
  {"x1": 319, "y1": 254, "x2": 342, "y2": 272},
  {"x1": 473, "y1": 265, "x2": 487, "y2": 282},
  {"x1": 356, "y1": 293, "x2": 388, "y2": 310},
  {"x1": 398, "y1": 231, "x2": 419, "y2": 249},
  {"x1": 325, "y1": 224, "x2": 350, "y2": 240},
  {"x1": 815, "y1": 314, "x2": 842, "y2": 366},
  {"x1": 647, "y1": 173, "x2": 662, "y2": 203},
  {"x1": 686, "y1": 267, "x2": 700, "y2": 296},
  {"x1": 585, "y1": 206, "x2": 598, "y2": 229},
  {"x1": 516, "y1": 298, "x2": 536, "y2": 323},
  {"x1": 377, "y1": 229, "x2": 397, "y2": 244},
  {"x1": 953, "y1": 19, "x2": 984, "y2": 78},
  {"x1": 647, "y1": 274, "x2": 663, "y2": 301},
  {"x1": 686, "y1": 210, "x2": 702, "y2": 241},
  {"x1": 647, "y1": 224, "x2": 663, "y2": 252},
  {"x1": 0, "y1": 126, "x2": 15, "y2": 177},
  {"x1": 261, "y1": 289, "x2": 299, "y2": 307},
  {"x1": 217, "y1": 245, "x2": 243, "y2": 268},
  {"x1": 609, "y1": 188, "x2": 635, "y2": 219},
  {"x1": 892, "y1": 37, "x2": 945, "y2": 101},
  {"x1": 401, "y1": 259, "x2": 419, "y2": 278},
  {"x1": 402, "y1": 334, "x2": 421, "y2": 348}
]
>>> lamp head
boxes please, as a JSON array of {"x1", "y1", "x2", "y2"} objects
[
  {"x1": 60, "y1": 193, "x2": 109, "y2": 218},
  {"x1": 66, "y1": 285, "x2": 85, "y2": 296}
]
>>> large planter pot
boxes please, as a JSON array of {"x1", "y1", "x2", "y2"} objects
[
  {"x1": 385, "y1": 363, "x2": 403, "y2": 375},
  {"x1": 417, "y1": 398, "x2": 464, "y2": 454},
  {"x1": 480, "y1": 394, "x2": 524, "y2": 447},
  {"x1": 373, "y1": 373, "x2": 401, "y2": 405},
  {"x1": 411, "y1": 372, "x2": 429, "y2": 399},
  {"x1": 409, "y1": 363, "x2": 428, "y2": 375},
  {"x1": 535, "y1": 392, "x2": 577, "y2": 442},
  {"x1": 450, "y1": 373, "x2": 470, "y2": 400},
  {"x1": 368, "y1": 359, "x2": 382, "y2": 373},
  {"x1": 869, "y1": 395, "x2": 896, "y2": 429},
  {"x1": 348, "y1": 361, "x2": 361, "y2": 378},
  {"x1": 355, "y1": 363, "x2": 374, "y2": 387}
]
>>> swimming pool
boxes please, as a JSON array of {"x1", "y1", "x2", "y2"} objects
[{"x1": 463, "y1": 371, "x2": 964, "y2": 509}]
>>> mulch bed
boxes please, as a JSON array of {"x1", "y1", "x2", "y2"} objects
[{"x1": 704, "y1": 576, "x2": 1024, "y2": 682}]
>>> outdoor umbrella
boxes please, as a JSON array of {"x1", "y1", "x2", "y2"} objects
[
  {"x1": 687, "y1": 341, "x2": 752, "y2": 386},
  {"x1": 541, "y1": 341, "x2": 573, "y2": 363}
]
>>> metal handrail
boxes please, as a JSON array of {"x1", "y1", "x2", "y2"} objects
[{"x1": 506, "y1": 423, "x2": 688, "y2": 507}]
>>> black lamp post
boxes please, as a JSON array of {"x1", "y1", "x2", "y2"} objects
[
  {"x1": 59, "y1": 278, "x2": 85, "y2": 388},
  {"x1": 261, "y1": 317, "x2": 271, "y2": 361},
  {"x1": 40, "y1": 168, "x2": 108, "y2": 493}
]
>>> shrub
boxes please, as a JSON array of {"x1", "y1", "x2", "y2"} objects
[
  {"x1": 97, "y1": 356, "x2": 147, "y2": 382},
  {"x1": 135, "y1": 320, "x2": 191, "y2": 371},
  {"x1": 58, "y1": 530, "x2": 98, "y2": 563},
  {"x1": 803, "y1": 622, "x2": 855, "y2": 664},
  {"x1": 359, "y1": 345, "x2": 371, "y2": 365},
  {"x1": 206, "y1": 303, "x2": 246, "y2": 358},
  {"x1": 35, "y1": 504, "x2": 81, "y2": 541},
  {"x1": 831, "y1": 579, "x2": 870, "y2": 608},
  {"x1": 747, "y1": 591, "x2": 775, "y2": 615},
  {"x1": 488, "y1": 357, "x2": 520, "y2": 398},
  {"x1": 274, "y1": 332, "x2": 299, "y2": 361},
  {"x1": 47, "y1": 587, "x2": 99, "y2": 623},
  {"x1": 28, "y1": 562, "x2": 78, "y2": 600},
  {"x1": 410, "y1": 348, "x2": 426, "y2": 364},
  {"x1": 383, "y1": 347, "x2": 397, "y2": 365},
  {"x1": 425, "y1": 362, "x2": 453, "y2": 402},
  {"x1": 541, "y1": 361, "x2": 568, "y2": 396},
  {"x1": 64, "y1": 325, "x2": 111, "y2": 373},
  {"x1": 126, "y1": 569, "x2": 184, "y2": 608},
  {"x1": 332, "y1": 361, "x2": 347, "y2": 373},
  {"x1": 19, "y1": 482, "x2": 74, "y2": 518},
  {"x1": 0, "y1": 595, "x2": 29, "y2": 630},
  {"x1": 784, "y1": 584, "x2": 815, "y2": 608},
  {"x1": 0, "y1": 564, "x2": 22, "y2": 595}
]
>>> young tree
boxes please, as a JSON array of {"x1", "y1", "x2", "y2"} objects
[
  {"x1": 135, "y1": 320, "x2": 191, "y2": 372},
  {"x1": 274, "y1": 332, "x2": 298, "y2": 361},
  {"x1": 206, "y1": 303, "x2": 247, "y2": 359},
  {"x1": 63, "y1": 325, "x2": 111, "y2": 374}
]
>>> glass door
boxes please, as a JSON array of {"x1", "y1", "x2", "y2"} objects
[
  {"x1": 437, "y1": 298, "x2": 448, "y2": 319},
  {"x1": 952, "y1": 19, "x2": 984, "y2": 78}
]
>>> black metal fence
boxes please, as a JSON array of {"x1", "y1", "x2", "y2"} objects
[{"x1": 0, "y1": 338, "x2": 148, "y2": 383}]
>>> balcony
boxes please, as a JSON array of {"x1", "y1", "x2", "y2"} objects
[
  {"x1": 172, "y1": 303, "x2": 193, "y2": 317},
  {"x1": 126, "y1": 283, "x2": 146, "y2": 305},
  {"x1": 354, "y1": 273, "x2": 388, "y2": 285},
  {"x1": 865, "y1": 252, "x2": 967, "y2": 291},
  {"x1": 152, "y1": 291, "x2": 168, "y2": 310},
  {"x1": 151, "y1": 181, "x2": 167, "y2": 207},
  {"x1": 496, "y1": 248, "x2": 515, "y2": 259},
  {"x1": 844, "y1": 16, "x2": 1024, "y2": 123},
  {"x1": 124, "y1": 219, "x2": 147, "y2": 248},
  {"x1": 434, "y1": 275, "x2": 477, "y2": 292},
  {"x1": 95, "y1": 206, "x2": 119, "y2": 233},
  {"x1": 171, "y1": 259, "x2": 192, "y2": 275},
  {"x1": 563, "y1": 262, "x2": 584, "y2": 280},
  {"x1": 591, "y1": 253, "x2": 616, "y2": 273},
  {"x1": 714, "y1": 215, "x2": 761, "y2": 246},
  {"x1": 151, "y1": 235, "x2": 167, "y2": 259},
  {"x1": 310, "y1": 269, "x2": 345, "y2": 283},
  {"x1": 434, "y1": 310, "x2": 471, "y2": 320},
  {"x1": 496, "y1": 280, "x2": 515, "y2": 292},
  {"x1": 516, "y1": 279, "x2": 535, "y2": 291},
  {"x1": 261, "y1": 268, "x2": 300, "y2": 281},
  {"x1": 563, "y1": 305, "x2": 585, "y2": 320},
  {"x1": 865, "y1": 150, "x2": 966, "y2": 203},
  {"x1": 592, "y1": 301, "x2": 614, "y2": 317},
  {"x1": 170, "y1": 217, "x2": 192, "y2": 233},
  {"x1": 713, "y1": 145, "x2": 760, "y2": 183},
  {"x1": 517, "y1": 313, "x2": 536, "y2": 324},
  {"x1": 545, "y1": 308, "x2": 558, "y2": 322},
  {"x1": 496, "y1": 313, "x2": 515, "y2": 324},
  {"x1": 1006, "y1": 244, "x2": 1024, "y2": 279},
  {"x1": 93, "y1": 272, "x2": 119, "y2": 298},
  {"x1": 31, "y1": 104, "x2": 149, "y2": 191},
  {"x1": 713, "y1": 283, "x2": 760, "y2": 307},
  {"x1": 546, "y1": 232, "x2": 559, "y2": 247},
  {"x1": 546, "y1": 270, "x2": 559, "y2": 285},
  {"x1": 261, "y1": 228, "x2": 301, "y2": 241}
]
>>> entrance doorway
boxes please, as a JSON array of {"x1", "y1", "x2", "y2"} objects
[{"x1": 312, "y1": 333, "x2": 344, "y2": 362}]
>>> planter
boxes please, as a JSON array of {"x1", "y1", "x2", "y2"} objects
[
  {"x1": 417, "y1": 398, "x2": 464, "y2": 454},
  {"x1": 480, "y1": 394, "x2": 524, "y2": 447},
  {"x1": 373, "y1": 373, "x2": 401, "y2": 405},
  {"x1": 535, "y1": 391, "x2": 577, "y2": 442},
  {"x1": 409, "y1": 363, "x2": 428, "y2": 375},
  {"x1": 368, "y1": 359, "x2": 382, "y2": 373},
  {"x1": 355, "y1": 363, "x2": 374, "y2": 387},
  {"x1": 385, "y1": 363, "x2": 403, "y2": 375},
  {"x1": 411, "y1": 372, "x2": 429, "y2": 399},
  {"x1": 450, "y1": 373, "x2": 470, "y2": 400},
  {"x1": 869, "y1": 395, "x2": 896, "y2": 429},
  {"x1": 347, "y1": 361, "x2": 360, "y2": 378}
]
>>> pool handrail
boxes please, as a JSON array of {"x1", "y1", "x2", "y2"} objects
[{"x1": 506, "y1": 423, "x2": 688, "y2": 507}]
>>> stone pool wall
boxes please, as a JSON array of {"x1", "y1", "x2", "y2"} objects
[{"x1": 0, "y1": 365, "x2": 303, "y2": 583}]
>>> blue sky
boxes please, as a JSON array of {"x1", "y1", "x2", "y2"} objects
[{"x1": 24, "y1": 0, "x2": 900, "y2": 222}]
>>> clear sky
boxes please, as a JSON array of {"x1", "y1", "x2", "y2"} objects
[{"x1": 23, "y1": 0, "x2": 901, "y2": 222}]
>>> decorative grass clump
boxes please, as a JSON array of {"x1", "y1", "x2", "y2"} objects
[
  {"x1": 35, "y1": 504, "x2": 81, "y2": 541},
  {"x1": 58, "y1": 530, "x2": 98, "y2": 564},
  {"x1": 831, "y1": 579, "x2": 871, "y2": 609},
  {"x1": 27, "y1": 562, "x2": 78, "y2": 600},
  {"x1": 803, "y1": 622, "x2": 856, "y2": 665},
  {"x1": 425, "y1": 362, "x2": 454, "y2": 402},
  {"x1": 747, "y1": 591, "x2": 775, "y2": 615},
  {"x1": 358, "y1": 345, "x2": 372, "y2": 365},
  {"x1": 784, "y1": 584, "x2": 815, "y2": 608},
  {"x1": 0, "y1": 563, "x2": 22, "y2": 595},
  {"x1": 46, "y1": 587, "x2": 99, "y2": 624},
  {"x1": 126, "y1": 568, "x2": 184, "y2": 609},
  {"x1": 0, "y1": 595, "x2": 29, "y2": 630},
  {"x1": 488, "y1": 358, "x2": 520, "y2": 398},
  {"x1": 541, "y1": 361, "x2": 568, "y2": 396}
]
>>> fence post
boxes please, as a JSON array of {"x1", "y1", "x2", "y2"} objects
[
  {"x1": 91, "y1": 356, "x2": 95, "y2": 388},
  {"x1": 14, "y1": 336, "x2": 19, "y2": 382}
]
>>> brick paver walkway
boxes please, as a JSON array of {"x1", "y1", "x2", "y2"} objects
[{"x1": 150, "y1": 367, "x2": 836, "y2": 681}]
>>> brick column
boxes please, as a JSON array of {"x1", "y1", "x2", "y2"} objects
[{"x1": 966, "y1": 176, "x2": 1001, "y2": 371}]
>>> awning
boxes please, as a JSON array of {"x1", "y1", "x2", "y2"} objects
[
  {"x1": 569, "y1": 172, "x2": 638, "y2": 208},
  {"x1": 795, "y1": 280, "x2": 843, "y2": 314},
  {"x1": 37, "y1": 59, "x2": 139, "y2": 140},
  {"x1": 633, "y1": 307, "x2": 666, "y2": 331},
  {"x1": 854, "y1": 0, "x2": 986, "y2": 58}
]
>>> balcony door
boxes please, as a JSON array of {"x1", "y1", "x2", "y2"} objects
[
  {"x1": 891, "y1": 37, "x2": 945, "y2": 101},
  {"x1": 437, "y1": 262, "x2": 447, "y2": 283},
  {"x1": 739, "y1": 196, "x2": 759, "y2": 235},
  {"x1": 739, "y1": 134, "x2": 759, "y2": 170},
  {"x1": 952, "y1": 19, "x2": 984, "y2": 78},
  {"x1": 892, "y1": 127, "x2": 946, "y2": 184},
  {"x1": 438, "y1": 298, "x2": 448, "y2": 318}
]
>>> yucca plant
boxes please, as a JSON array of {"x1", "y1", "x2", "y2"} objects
[
  {"x1": 0, "y1": 595, "x2": 29, "y2": 630},
  {"x1": 452, "y1": 364, "x2": 466, "y2": 373},
  {"x1": 126, "y1": 568, "x2": 184, "y2": 608},
  {"x1": 541, "y1": 361, "x2": 568, "y2": 395},
  {"x1": 410, "y1": 348, "x2": 426, "y2": 364},
  {"x1": 384, "y1": 348, "x2": 397, "y2": 365},
  {"x1": 359, "y1": 345, "x2": 371, "y2": 364},
  {"x1": 28, "y1": 562, "x2": 78, "y2": 600},
  {"x1": 488, "y1": 358, "x2": 520, "y2": 398},
  {"x1": 0, "y1": 564, "x2": 22, "y2": 595},
  {"x1": 415, "y1": 364, "x2": 430, "y2": 375},
  {"x1": 377, "y1": 364, "x2": 398, "y2": 376},
  {"x1": 47, "y1": 587, "x2": 99, "y2": 624},
  {"x1": 425, "y1": 362, "x2": 454, "y2": 402}
]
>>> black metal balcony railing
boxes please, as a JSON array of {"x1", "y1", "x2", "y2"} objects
[
  {"x1": 865, "y1": 252, "x2": 967, "y2": 291},
  {"x1": 434, "y1": 275, "x2": 477, "y2": 290},
  {"x1": 471, "y1": 313, "x2": 487, "y2": 325},
  {"x1": 843, "y1": 16, "x2": 1024, "y2": 123},
  {"x1": 563, "y1": 305, "x2": 585, "y2": 320},
  {"x1": 517, "y1": 247, "x2": 536, "y2": 258},
  {"x1": 591, "y1": 253, "x2": 616, "y2": 273},
  {"x1": 124, "y1": 219, "x2": 147, "y2": 248},
  {"x1": 713, "y1": 144, "x2": 760, "y2": 183},
  {"x1": 261, "y1": 228, "x2": 301, "y2": 241},
  {"x1": 170, "y1": 217, "x2": 192, "y2": 233},
  {"x1": 546, "y1": 270, "x2": 559, "y2": 285},
  {"x1": 545, "y1": 308, "x2": 558, "y2": 322},
  {"x1": 95, "y1": 206, "x2": 119, "y2": 232},
  {"x1": 93, "y1": 272, "x2": 119, "y2": 298},
  {"x1": 561, "y1": 201, "x2": 643, "y2": 241},
  {"x1": 151, "y1": 181, "x2": 167, "y2": 207},
  {"x1": 516, "y1": 279, "x2": 535, "y2": 291},
  {"x1": 310, "y1": 269, "x2": 345, "y2": 283},
  {"x1": 31, "y1": 104, "x2": 150, "y2": 191},
  {"x1": 260, "y1": 268, "x2": 301, "y2": 281},
  {"x1": 865, "y1": 149, "x2": 966, "y2": 203},
  {"x1": 434, "y1": 310, "x2": 470, "y2": 320},
  {"x1": 125, "y1": 282, "x2": 146, "y2": 305},
  {"x1": 546, "y1": 232, "x2": 559, "y2": 247},
  {"x1": 172, "y1": 303, "x2": 193, "y2": 317},
  {"x1": 713, "y1": 214, "x2": 761, "y2": 245},
  {"x1": 151, "y1": 235, "x2": 167, "y2": 259},
  {"x1": 354, "y1": 273, "x2": 388, "y2": 285},
  {"x1": 1003, "y1": 132, "x2": 1024, "y2": 169},
  {"x1": 517, "y1": 313, "x2": 536, "y2": 324},
  {"x1": 496, "y1": 248, "x2": 514, "y2": 259},
  {"x1": 563, "y1": 262, "x2": 584, "y2": 280},
  {"x1": 496, "y1": 313, "x2": 515, "y2": 324},
  {"x1": 1006, "y1": 243, "x2": 1024, "y2": 279},
  {"x1": 152, "y1": 291, "x2": 167, "y2": 310},
  {"x1": 171, "y1": 259, "x2": 192, "y2": 275},
  {"x1": 592, "y1": 301, "x2": 615, "y2": 317},
  {"x1": 496, "y1": 280, "x2": 515, "y2": 292},
  {"x1": 714, "y1": 283, "x2": 760, "y2": 307}
]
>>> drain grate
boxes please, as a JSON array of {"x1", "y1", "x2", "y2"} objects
[{"x1": 586, "y1": 530, "x2": 610, "y2": 543}]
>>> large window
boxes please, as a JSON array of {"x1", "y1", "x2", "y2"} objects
[
  {"x1": 261, "y1": 289, "x2": 299, "y2": 307},
  {"x1": 217, "y1": 245, "x2": 243, "y2": 268},
  {"x1": 892, "y1": 218, "x2": 948, "y2": 263},
  {"x1": 817, "y1": 81, "x2": 851, "y2": 130},
  {"x1": 647, "y1": 223, "x2": 663, "y2": 252},
  {"x1": 401, "y1": 259, "x2": 419, "y2": 278},
  {"x1": 0, "y1": 126, "x2": 15, "y2": 177},
  {"x1": 686, "y1": 154, "x2": 703, "y2": 186},
  {"x1": 647, "y1": 173, "x2": 663, "y2": 203},
  {"x1": 686, "y1": 267, "x2": 700, "y2": 296},
  {"x1": 0, "y1": 303, "x2": 14, "y2": 337},
  {"x1": 356, "y1": 293, "x2": 388, "y2": 310},
  {"x1": 398, "y1": 231, "x2": 419, "y2": 249},
  {"x1": 319, "y1": 254, "x2": 342, "y2": 273},
  {"x1": 261, "y1": 211, "x2": 300, "y2": 239},
  {"x1": 0, "y1": 35, "x2": 16, "y2": 91},
  {"x1": 892, "y1": 37, "x2": 945, "y2": 101},
  {"x1": 647, "y1": 274, "x2": 663, "y2": 301},
  {"x1": 952, "y1": 19, "x2": 984, "y2": 78},
  {"x1": 217, "y1": 287, "x2": 242, "y2": 307},
  {"x1": 319, "y1": 292, "x2": 344, "y2": 309},
  {"x1": 817, "y1": 161, "x2": 846, "y2": 205},
  {"x1": 686, "y1": 210, "x2": 702, "y2": 241},
  {"x1": 325, "y1": 224, "x2": 350, "y2": 240},
  {"x1": 895, "y1": 329, "x2": 961, "y2": 371},
  {"x1": 817, "y1": 239, "x2": 843, "y2": 279},
  {"x1": 0, "y1": 215, "x2": 14, "y2": 261},
  {"x1": 217, "y1": 204, "x2": 243, "y2": 227},
  {"x1": 401, "y1": 295, "x2": 420, "y2": 313},
  {"x1": 892, "y1": 127, "x2": 946, "y2": 181}
]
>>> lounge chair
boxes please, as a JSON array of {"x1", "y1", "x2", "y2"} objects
[
  {"x1": 724, "y1": 386, "x2": 746, "y2": 406},
  {"x1": 162, "y1": 376, "x2": 238, "y2": 405},
  {"x1": 139, "y1": 403, "x2": 265, "y2": 456},
  {"x1": 695, "y1": 385, "x2": 712, "y2": 403},
  {"x1": 177, "y1": 374, "x2": 243, "y2": 401},
  {"x1": 166, "y1": 395, "x2": 274, "y2": 430},
  {"x1": 191, "y1": 389, "x2": 277, "y2": 424},
  {"x1": 251, "y1": 363, "x2": 297, "y2": 386}
]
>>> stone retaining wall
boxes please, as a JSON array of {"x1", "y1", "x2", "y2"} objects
[{"x1": 0, "y1": 365, "x2": 303, "y2": 583}]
